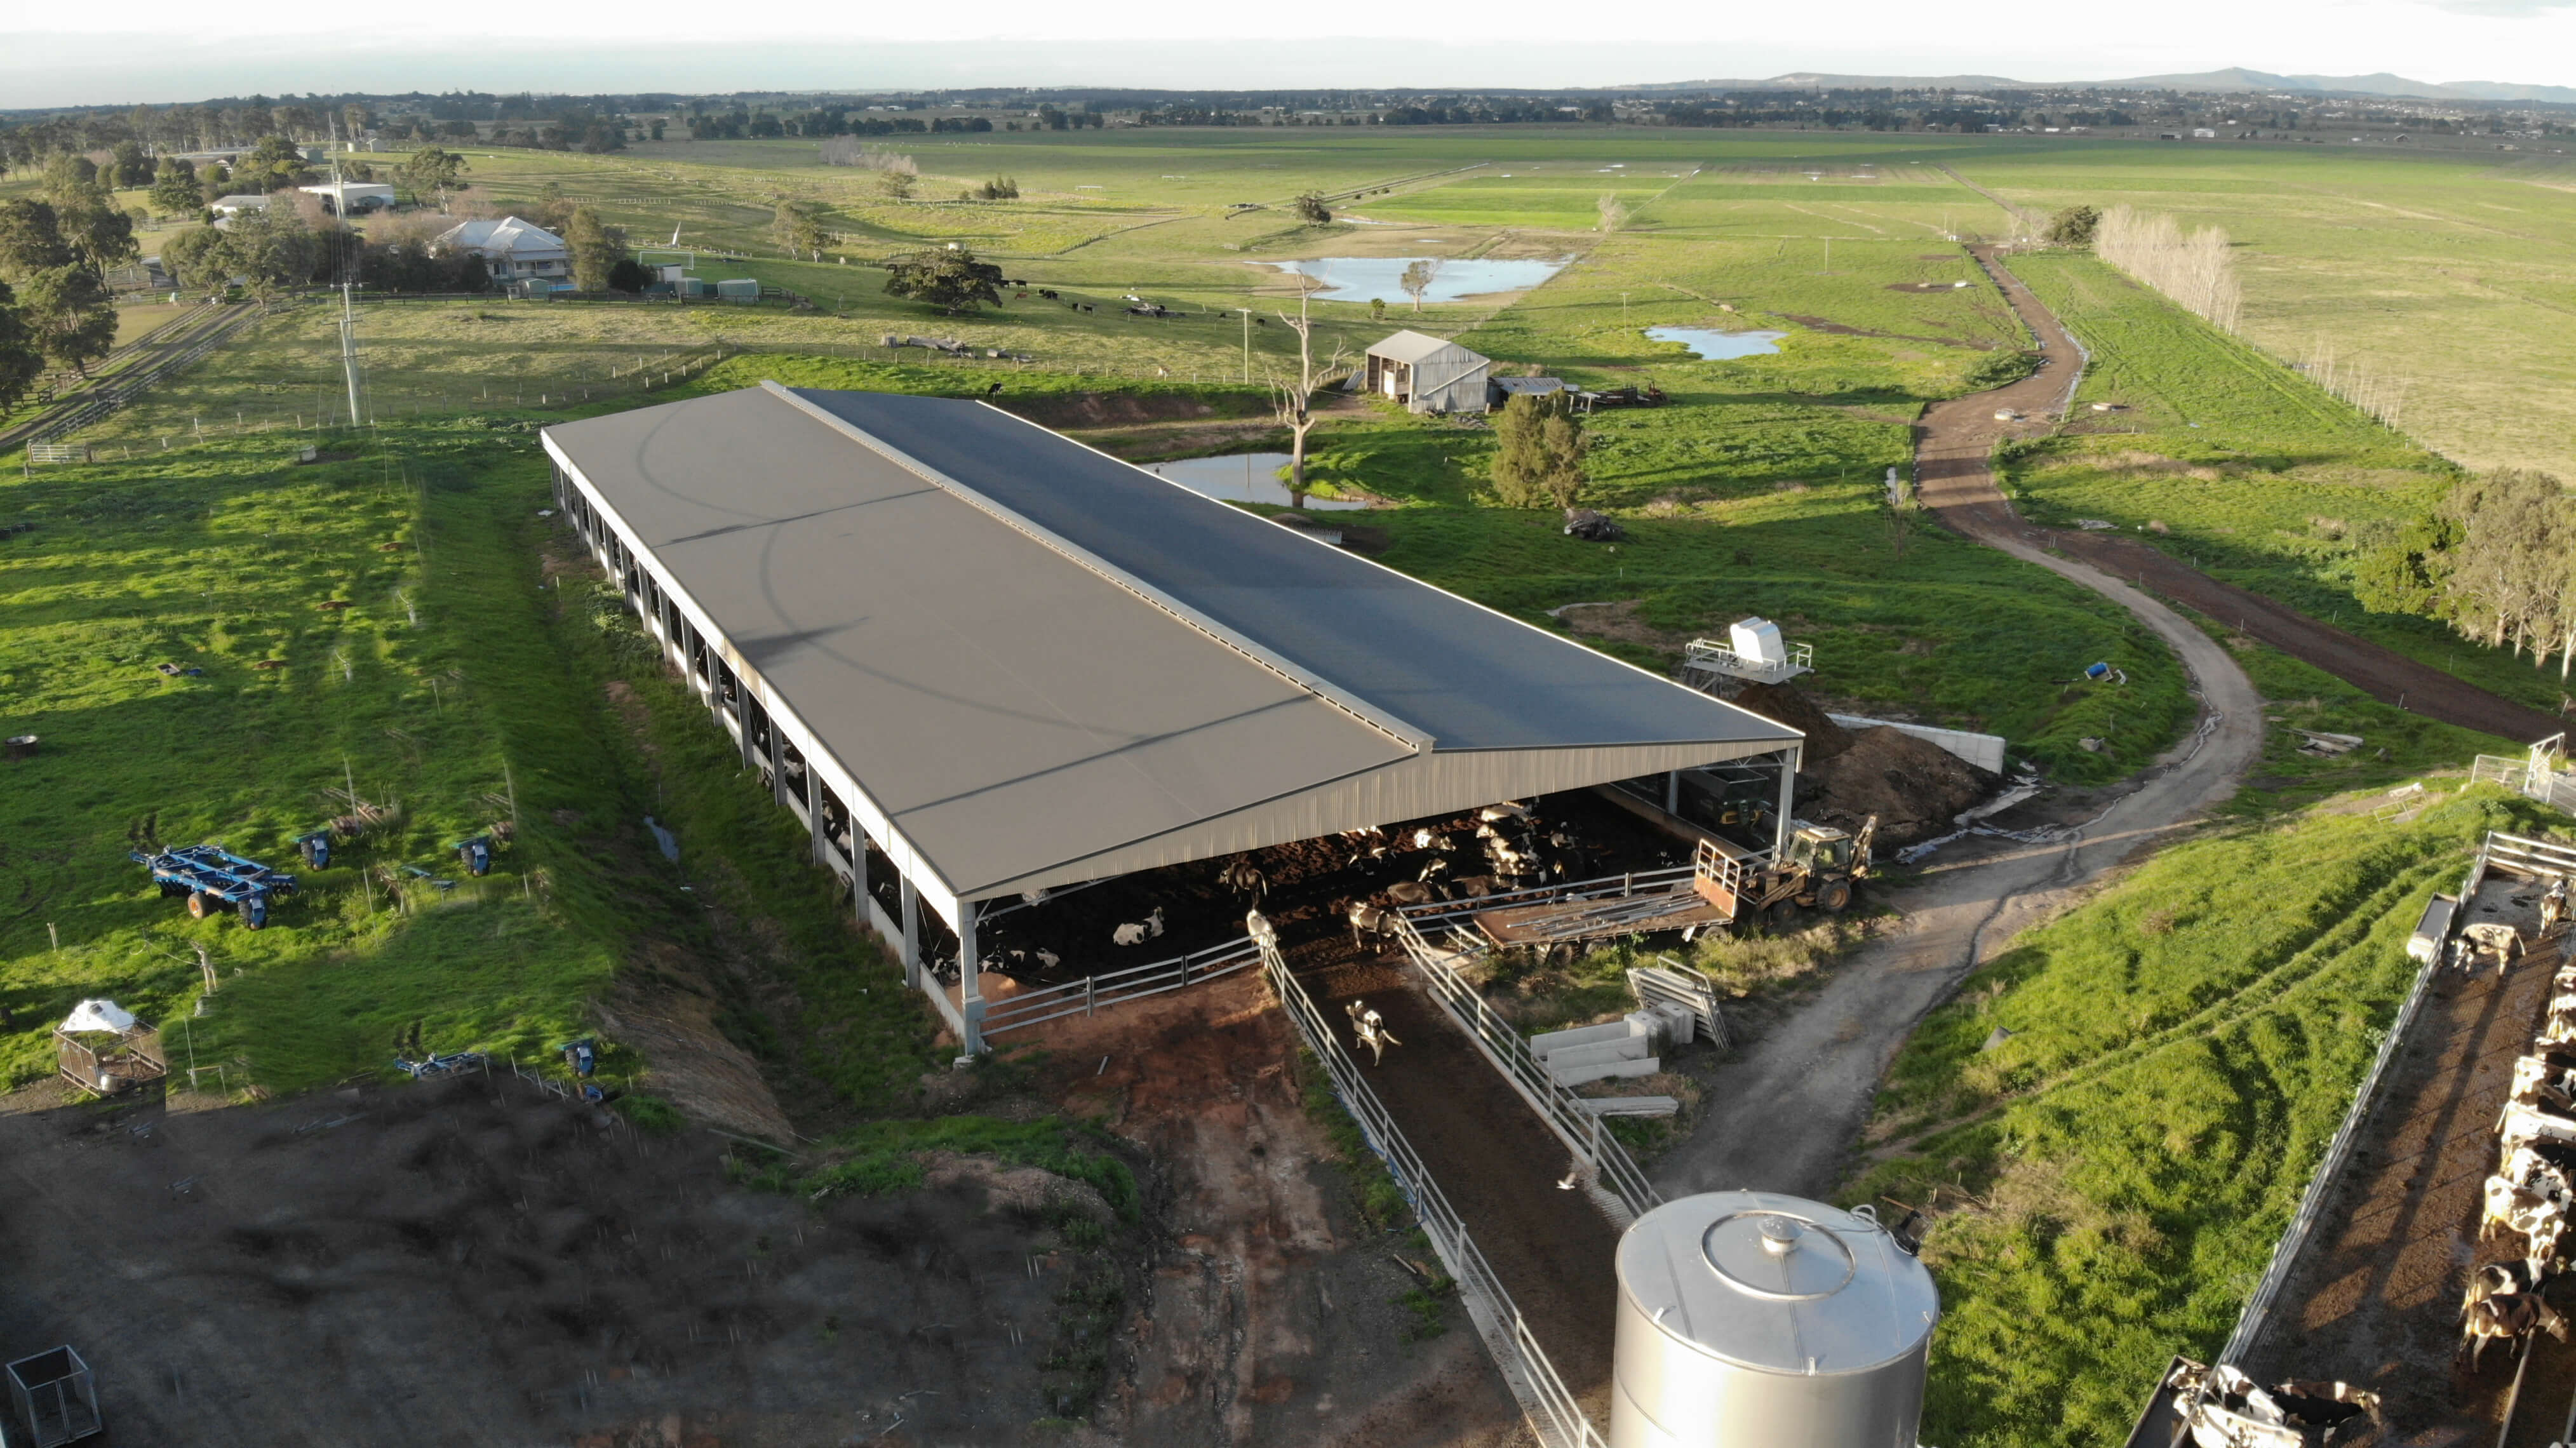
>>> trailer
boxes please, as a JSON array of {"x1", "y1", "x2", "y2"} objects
[{"x1": 131, "y1": 844, "x2": 297, "y2": 928}]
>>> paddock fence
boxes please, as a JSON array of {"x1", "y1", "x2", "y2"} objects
[{"x1": 1252, "y1": 920, "x2": 1607, "y2": 1448}]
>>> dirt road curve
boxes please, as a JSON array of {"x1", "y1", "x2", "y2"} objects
[
  {"x1": 1653, "y1": 251, "x2": 2271, "y2": 1202},
  {"x1": 1923, "y1": 247, "x2": 2563, "y2": 746}
]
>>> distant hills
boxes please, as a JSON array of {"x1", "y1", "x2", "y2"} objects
[{"x1": 1631, "y1": 67, "x2": 2576, "y2": 105}]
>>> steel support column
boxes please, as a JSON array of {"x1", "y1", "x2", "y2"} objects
[
  {"x1": 1772, "y1": 746, "x2": 1800, "y2": 860},
  {"x1": 1665, "y1": 769, "x2": 1680, "y2": 815},
  {"x1": 899, "y1": 876, "x2": 921, "y2": 990},
  {"x1": 955, "y1": 903, "x2": 986, "y2": 1056}
]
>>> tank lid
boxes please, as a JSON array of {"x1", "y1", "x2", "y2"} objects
[{"x1": 1617, "y1": 1190, "x2": 1939, "y2": 1374}]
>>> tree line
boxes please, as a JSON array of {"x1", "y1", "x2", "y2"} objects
[{"x1": 2356, "y1": 469, "x2": 2576, "y2": 683}]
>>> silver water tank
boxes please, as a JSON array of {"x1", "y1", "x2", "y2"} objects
[{"x1": 1611, "y1": 1191, "x2": 1939, "y2": 1448}]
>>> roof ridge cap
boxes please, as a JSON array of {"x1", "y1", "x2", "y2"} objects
[{"x1": 761, "y1": 382, "x2": 1434, "y2": 755}]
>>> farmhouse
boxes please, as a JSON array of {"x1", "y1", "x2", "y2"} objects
[
  {"x1": 1362, "y1": 330, "x2": 1492, "y2": 414},
  {"x1": 431, "y1": 215, "x2": 570, "y2": 283},
  {"x1": 542, "y1": 384, "x2": 1802, "y2": 1052}
]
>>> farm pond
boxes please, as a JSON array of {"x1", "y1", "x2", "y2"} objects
[
  {"x1": 1259, "y1": 256, "x2": 1569, "y2": 302},
  {"x1": 1646, "y1": 326, "x2": 1788, "y2": 359},
  {"x1": 1141, "y1": 453, "x2": 1376, "y2": 510}
]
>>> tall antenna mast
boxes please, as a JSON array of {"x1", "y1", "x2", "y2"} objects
[{"x1": 330, "y1": 122, "x2": 364, "y2": 427}]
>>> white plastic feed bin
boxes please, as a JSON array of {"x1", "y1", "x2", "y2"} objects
[{"x1": 1727, "y1": 618, "x2": 1787, "y2": 668}]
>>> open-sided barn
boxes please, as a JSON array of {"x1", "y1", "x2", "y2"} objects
[{"x1": 542, "y1": 383, "x2": 1801, "y2": 1049}]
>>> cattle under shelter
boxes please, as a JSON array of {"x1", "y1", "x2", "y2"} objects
[{"x1": 542, "y1": 382, "x2": 1801, "y2": 1051}]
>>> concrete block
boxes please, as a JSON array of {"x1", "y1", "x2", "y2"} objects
[
  {"x1": 1546, "y1": 1036, "x2": 1657, "y2": 1071},
  {"x1": 1548, "y1": 1056, "x2": 1661, "y2": 1087}
]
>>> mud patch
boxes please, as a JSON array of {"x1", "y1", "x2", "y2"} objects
[
  {"x1": 1552, "y1": 600, "x2": 1696, "y2": 658},
  {"x1": 995, "y1": 391, "x2": 1223, "y2": 430}
]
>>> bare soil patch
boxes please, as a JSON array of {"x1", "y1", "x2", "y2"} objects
[{"x1": 0, "y1": 1075, "x2": 1087, "y2": 1446}]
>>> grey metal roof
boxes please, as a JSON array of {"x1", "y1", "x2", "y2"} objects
[
  {"x1": 1365, "y1": 328, "x2": 1481, "y2": 365},
  {"x1": 544, "y1": 384, "x2": 1797, "y2": 903}
]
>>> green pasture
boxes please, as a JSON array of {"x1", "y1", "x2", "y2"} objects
[
  {"x1": 1950, "y1": 139, "x2": 2576, "y2": 477},
  {"x1": 1998, "y1": 250, "x2": 2566, "y2": 714},
  {"x1": 0, "y1": 421, "x2": 936, "y2": 1107},
  {"x1": 1849, "y1": 784, "x2": 2538, "y2": 1448}
]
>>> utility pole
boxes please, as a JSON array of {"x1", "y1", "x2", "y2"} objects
[
  {"x1": 1237, "y1": 306, "x2": 1253, "y2": 384},
  {"x1": 1621, "y1": 291, "x2": 1630, "y2": 327},
  {"x1": 330, "y1": 133, "x2": 364, "y2": 426}
]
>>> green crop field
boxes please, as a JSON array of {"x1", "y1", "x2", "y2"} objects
[{"x1": 1848, "y1": 783, "x2": 2546, "y2": 1448}]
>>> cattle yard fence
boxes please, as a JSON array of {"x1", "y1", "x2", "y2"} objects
[
  {"x1": 1388, "y1": 909, "x2": 1665, "y2": 1223},
  {"x1": 979, "y1": 935, "x2": 1261, "y2": 1038},
  {"x1": 1252, "y1": 920, "x2": 1607, "y2": 1448}
]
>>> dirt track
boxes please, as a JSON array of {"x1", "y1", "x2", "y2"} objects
[
  {"x1": 1651, "y1": 248, "x2": 2271, "y2": 1202},
  {"x1": 1921, "y1": 247, "x2": 2562, "y2": 746}
]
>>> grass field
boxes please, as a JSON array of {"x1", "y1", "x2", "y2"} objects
[
  {"x1": 0, "y1": 420, "x2": 937, "y2": 1109},
  {"x1": 1847, "y1": 783, "x2": 2543, "y2": 1448},
  {"x1": 1998, "y1": 249, "x2": 2569, "y2": 716},
  {"x1": 1952, "y1": 140, "x2": 2576, "y2": 478}
]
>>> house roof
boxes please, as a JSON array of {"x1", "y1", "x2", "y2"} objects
[
  {"x1": 210, "y1": 194, "x2": 270, "y2": 210},
  {"x1": 433, "y1": 215, "x2": 567, "y2": 258},
  {"x1": 1365, "y1": 328, "x2": 1484, "y2": 365},
  {"x1": 542, "y1": 384, "x2": 1798, "y2": 905}
]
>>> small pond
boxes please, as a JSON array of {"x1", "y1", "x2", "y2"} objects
[
  {"x1": 1646, "y1": 326, "x2": 1789, "y2": 359},
  {"x1": 1259, "y1": 256, "x2": 1567, "y2": 302},
  {"x1": 1143, "y1": 453, "x2": 1375, "y2": 511}
]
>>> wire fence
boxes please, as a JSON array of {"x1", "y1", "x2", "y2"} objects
[
  {"x1": 1251, "y1": 918, "x2": 1607, "y2": 1448},
  {"x1": 1388, "y1": 906, "x2": 1666, "y2": 1223},
  {"x1": 980, "y1": 935, "x2": 1261, "y2": 1037}
]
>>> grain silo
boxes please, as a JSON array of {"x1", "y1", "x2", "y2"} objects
[{"x1": 1611, "y1": 1191, "x2": 1939, "y2": 1447}]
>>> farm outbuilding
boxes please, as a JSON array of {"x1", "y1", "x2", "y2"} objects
[
  {"x1": 543, "y1": 384, "x2": 1801, "y2": 1051},
  {"x1": 1362, "y1": 330, "x2": 1492, "y2": 414}
]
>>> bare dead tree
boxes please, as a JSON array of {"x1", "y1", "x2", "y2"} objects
[{"x1": 1266, "y1": 279, "x2": 1347, "y2": 509}]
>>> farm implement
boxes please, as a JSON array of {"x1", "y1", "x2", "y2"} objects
[{"x1": 131, "y1": 845, "x2": 297, "y2": 929}]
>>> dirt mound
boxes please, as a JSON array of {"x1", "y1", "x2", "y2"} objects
[
  {"x1": 1729, "y1": 682, "x2": 1856, "y2": 763},
  {"x1": 1801, "y1": 727, "x2": 1994, "y2": 847}
]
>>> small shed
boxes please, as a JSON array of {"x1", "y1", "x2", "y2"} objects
[
  {"x1": 1489, "y1": 375, "x2": 1567, "y2": 409},
  {"x1": 54, "y1": 999, "x2": 165, "y2": 1097},
  {"x1": 298, "y1": 180, "x2": 396, "y2": 215},
  {"x1": 1363, "y1": 330, "x2": 1491, "y2": 415},
  {"x1": 208, "y1": 194, "x2": 271, "y2": 216},
  {"x1": 714, "y1": 278, "x2": 761, "y2": 302}
]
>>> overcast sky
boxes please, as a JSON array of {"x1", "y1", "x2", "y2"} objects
[{"x1": 3, "y1": 0, "x2": 2571, "y2": 108}]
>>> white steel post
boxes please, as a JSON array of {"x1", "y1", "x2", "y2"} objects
[
  {"x1": 899, "y1": 876, "x2": 921, "y2": 989},
  {"x1": 956, "y1": 903, "x2": 986, "y2": 1055},
  {"x1": 1772, "y1": 746, "x2": 1800, "y2": 860}
]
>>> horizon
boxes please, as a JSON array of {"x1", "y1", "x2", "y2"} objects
[{"x1": 5, "y1": 0, "x2": 2575, "y2": 111}]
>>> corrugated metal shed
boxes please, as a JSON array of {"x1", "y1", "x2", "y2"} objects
[
  {"x1": 542, "y1": 384, "x2": 1798, "y2": 914},
  {"x1": 1364, "y1": 330, "x2": 1492, "y2": 414}
]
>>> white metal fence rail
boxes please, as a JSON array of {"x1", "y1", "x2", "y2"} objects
[
  {"x1": 1397, "y1": 865, "x2": 1696, "y2": 932},
  {"x1": 1251, "y1": 920, "x2": 1607, "y2": 1448},
  {"x1": 979, "y1": 935, "x2": 1261, "y2": 1037},
  {"x1": 1388, "y1": 912, "x2": 1665, "y2": 1223},
  {"x1": 2218, "y1": 835, "x2": 2502, "y2": 1365}
]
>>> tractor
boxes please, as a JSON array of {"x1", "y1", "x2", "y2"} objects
[{"x1": 1693, "y1": 815, "x2": 1877, "y2": 932}]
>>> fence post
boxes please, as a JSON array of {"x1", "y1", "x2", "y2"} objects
[{"x1": 1084, "y1": 975, "x2": 1096, "y2": 1016}]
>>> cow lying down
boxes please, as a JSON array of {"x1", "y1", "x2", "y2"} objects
[{"x1": 2161, "y1": 1358, "x2": 2381, "y2": 1447}]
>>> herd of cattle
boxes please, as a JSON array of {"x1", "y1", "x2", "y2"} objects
[{"x1": 2465, "y1": 877, "x2": 2576, "y2": 1367}]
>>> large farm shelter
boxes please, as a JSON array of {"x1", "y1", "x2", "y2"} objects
[{"x1": 542, "y1": 382, "x2": 1801, "y2": 1050}]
